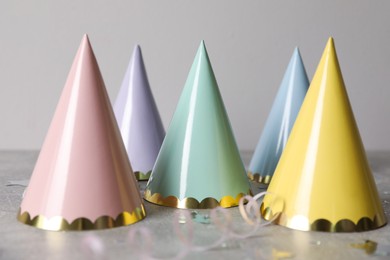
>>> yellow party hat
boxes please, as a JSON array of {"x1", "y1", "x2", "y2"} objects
[{"x1": 261, "y1": 38, "x2": 387, "y2": 232}]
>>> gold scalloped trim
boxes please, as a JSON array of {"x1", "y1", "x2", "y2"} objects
[
  {"x1": 17, "y1": 205, "x2": 146, "y2": 231},
  {"x1": 144, "y1": 189, "x2": 251, "y2": 209},
  {"x1": 261, "y1": 205, "x2": 387, "y2": 232},
  {"x1": 248, "y1": 171, "x2": 272, "y2": 184},
  {"x1": 134, "y1": 171, "x2": 151, "y2": 181}
]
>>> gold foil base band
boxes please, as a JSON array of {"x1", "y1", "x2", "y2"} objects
[
  {"x1": 261, "y1": 205, "x2": 387, "y2": 232},
  {"x1": 144, "y1": 189, "x2": 251, "y2": 209},
  {"x1": 134, "y1": 171, "x2": 151, "y2": 181},
  {"x1": 17, "y1": 205, "x2": 146, "y2": 231},
  {"x1": 248, "y1": 171, "x2": 272, "y2": 185}
]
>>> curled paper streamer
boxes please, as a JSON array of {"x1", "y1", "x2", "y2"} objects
[
  {"x1": 239, "y1": 191, "x2": 283, "y2": 227},
  {"x1": 128, "y1": 226, "x2": 156, "y2": 260},
  {"x1": 6, "y1": 180, "x2": 29, "y2": 187},
  {"x1": 127, "y1": 192, "x2": 276, "y2": 259},
  {"x1": 127, "y1": 213, "x2": 191, "y2": 260},
  {"x1": 81, "y1": 234, "x2": 106, "y2": 260},
  {"x1": 239, "y1": 192, "x2": 271, "y2": 226}
]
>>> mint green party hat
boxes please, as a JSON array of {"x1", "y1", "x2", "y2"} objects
[{"x1": 144, "y1": 41, "x2": 251, "y2": 209}]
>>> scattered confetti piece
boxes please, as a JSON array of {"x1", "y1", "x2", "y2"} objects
[
  {"x1": 351, "y1": 240, "x2": 390, "y2": 256},
  {"x1": 272, "y1": 249, "x2": 294, "y2": 260},
  {"x1": 191, "y1": 211, "x2": 211, "y2": 224},
  {"x1": 178, "y1": 214, "x2": 187, "y2": 224},
  {"x1": 310, "y1": 241, "x2": 321, "y2": 246},
  {"x1": 351, "y1": 240, "x2": 378, "y2": 254}
]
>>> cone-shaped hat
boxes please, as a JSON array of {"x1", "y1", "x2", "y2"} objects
[
  {"x1": 144, "y1": 41, "x2": 251, "y2": 209},
  {"x1": 17, "y1": 35, "x2": 146, "y2": 231},
  {"x1": 114, "y1": 45, "x2": 165, "y2": 181},
  {"x1": 248, "y1": 48, "x2": 309, "y2": 184},
  {"x1": 261, "y1": 38, "x2": 387, "y2": 232}
]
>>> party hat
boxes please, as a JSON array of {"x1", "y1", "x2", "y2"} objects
[
  {"x1": 17, "y1": 35, "x2": 146, "y2": 231},
  {"x1": 261, "y1": 38, "x2": 387, "y2": 232},
  {"x1": 114, "y1": 45, "x2": 165, "y2": 181},
  {"x1": 248, "y1": 48, "x2": 309, "y2": 184},
  {"x1": 144, "y1": 41, "x2": 251, "y2": 209}
]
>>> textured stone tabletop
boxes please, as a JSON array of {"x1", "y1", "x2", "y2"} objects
[{"x1": 1, "y1": 151, "x2": 389, "y2": 259}]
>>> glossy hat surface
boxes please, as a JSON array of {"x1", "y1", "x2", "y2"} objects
[
  {"x1": 248, "y1": 48, "x2": 309, "y2": 184},
  {"x1": 114, "y1": 45, "x2": 165, "y2": 181},
  {"x1": 18, "y1": 35, "x2": 146, "y2": 231},
  {"x1": 145, "y1": 41, "x2": 251, "y2": 209},
  {"x1": 261, "y1": 38, "x2": 387, "y2": 232}
]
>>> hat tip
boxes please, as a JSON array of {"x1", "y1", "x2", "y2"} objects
[
  {"x1": 326, "y1": 37, "x2": 335, "y2": 47},
  {"x1": 324, "y1": 37, "x2": 337, "y2": 56},
  {"x1": 199, "y1": 40, "x2": 206, "y2": 50},
  {"x1": 81, "y1": 34, "x2": 91, "y2": 47},
  {"x1": 291, "y1": 47, "x2": 303, "y2": 63},
  {"x1": 197, "y1": 40, "x2": 209, "y2": 58},
  {"x1": 131, "y1": 44, "x2": 143, "y2": 61},
  {"x1": 133, "y1": 44, "x2": 142, "y2": 54},
  {"x1": 293, "y1": 46, "x2": 300, "y2": 56}
]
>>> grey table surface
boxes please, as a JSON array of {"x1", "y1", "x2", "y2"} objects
[{"x1": 1, "y1": 151, "x2": 389, "y2": 260}]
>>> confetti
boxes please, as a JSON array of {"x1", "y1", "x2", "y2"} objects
[
  {"x1": 191, "y1": 211, "x2": 211, "y2": 224},
  {"x1": 351, "y1": 240, "x2": 390, "y2": 256},
  {"x1": 272, "y1": 249, "x2": 294, "y2": 260},
  {"x1": 310, "y1": 241, "x2": 321, "y2": 246}
]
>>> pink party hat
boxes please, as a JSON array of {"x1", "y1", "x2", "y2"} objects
[{"x1": 17, "y1": 35, "x2": 146, "y2": 231}]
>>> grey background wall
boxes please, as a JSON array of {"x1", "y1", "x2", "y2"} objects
[{"x1": 0, "y1": 0, "x2": 389, "y2": 151}]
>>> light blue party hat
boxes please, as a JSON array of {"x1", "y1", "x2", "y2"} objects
[{"x1": 248, "y1": 48, "x2": 309, "y2": 184}]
